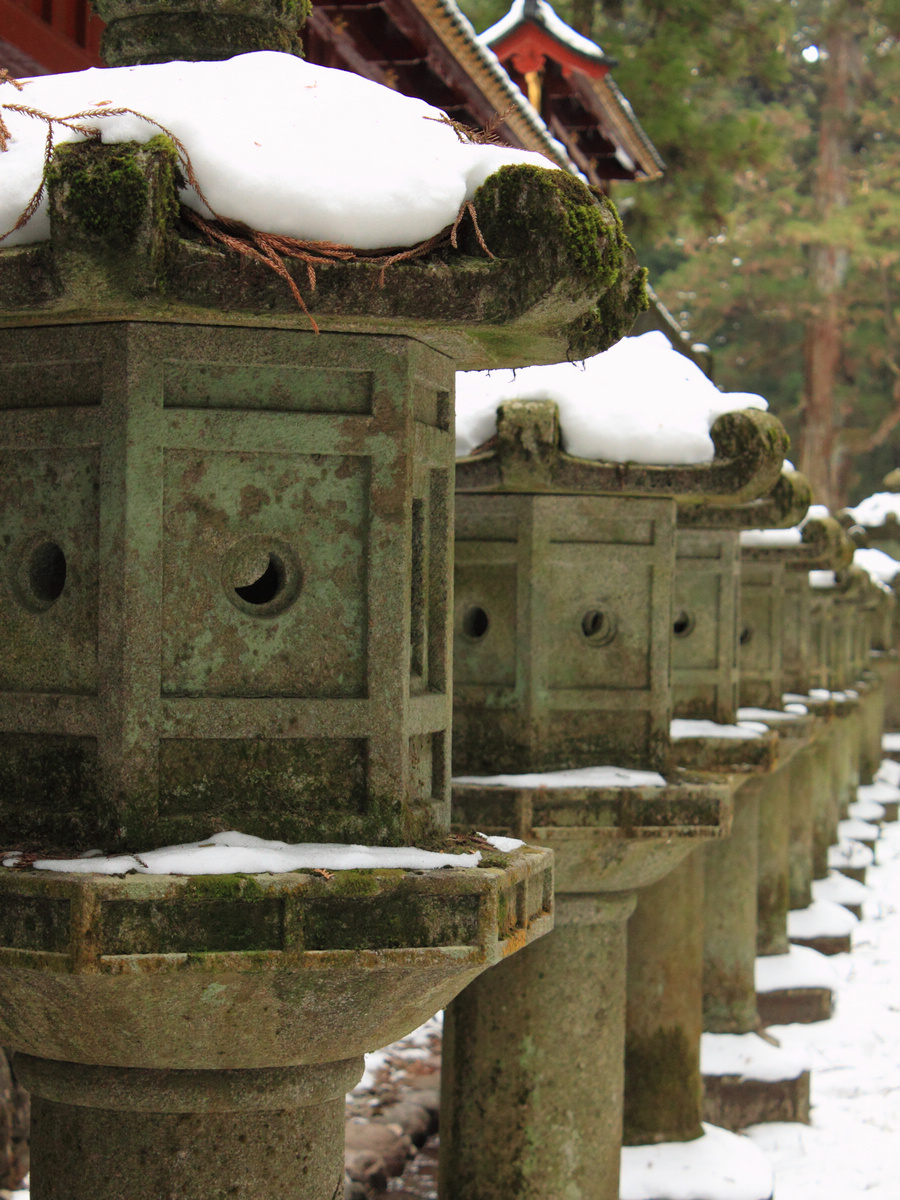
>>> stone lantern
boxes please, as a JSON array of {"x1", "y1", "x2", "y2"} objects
[
  {"x1": 0, "y1": 10, "x2": 648, "y2": 1194},
  {"x1": 666, "y1": 470, "x2": 818, "y2": 1129},
  {"x1": 443, "y1": 400, "x2": 786, "y2": 1200},
  {"x1": 733, "y1": 517, "x2": 855, "y2": 1029}
]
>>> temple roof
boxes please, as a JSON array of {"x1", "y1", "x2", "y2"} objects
[{"x1": 481, "y1": 0, "x2": 663, "y2": 186}]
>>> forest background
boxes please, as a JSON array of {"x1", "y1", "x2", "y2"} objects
[{"x1": 457, "y1": 0, "x2": 900, "y2": 508}]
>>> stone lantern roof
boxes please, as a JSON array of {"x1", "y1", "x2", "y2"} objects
[{"x1": 456, "y1": 398, "x2": 788, "y2": 500}]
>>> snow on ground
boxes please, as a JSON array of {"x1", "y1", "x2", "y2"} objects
[
  {"x1": 744, "y1": 811, "x2": 900, "y2": 1199},
  {"x1": 351, "y1": 1012, "x2": 444, "y2": 1096},
  {"x1": 0, "y1": 52, "x2": 551, "y2": 249},
  {"x1": 787, "y1": 898, "x2": 858, "y2": 939},
  {"x1": 812, "y1": 870, "x2": 869, "y2": 909},
  {"x1": 24, "y1": 830, "x2": 521, "y2": 875},
  {"x1": 700, "y1": 1032, "x2": 809, "y2": 1083},
  {"x1": 828, "y1": 838, "x2": 874, "y2": 872},
  {"x1": 451, "y1": 765, "x2": 667, "y2": 788},
  {"x1": 755, "y1": 943, "x2": 840, "y2": 992},
  {"x1": 454, "y1": 331, "x2": 767, "y2": 463},
  {"x1": 845, "y1": 491, "x2": 900, "y2": 528},
  {"x1": 620, "y1": 1122, "x2": 774, "y2": 1200},
  {"x1": 881, "y1": 732, "x2": 900, "y2": 754}
]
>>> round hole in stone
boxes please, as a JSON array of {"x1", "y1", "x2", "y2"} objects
[
  {"x1": 28, "y1": 541, "x2": 67, "y2": 606},
  {"x1": 234, "y1": 554, "x2": 284, "y2": 606},
  {"x1": 739, "y1": 626, "x2": 753, "y2": 646},
  {"x1": 223, "y1": 537, "x2": 302, "y2": 617},
  {"x1": 462, "y1": 605, "x2": 489, "y2": 640},
  {"x1": 673, "y1": 610, "x2": 694, "y2": 638},
  {"x1": 581, "y1": 609, "x2": 616, "y2": 645}
]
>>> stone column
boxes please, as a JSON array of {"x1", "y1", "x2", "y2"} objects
[
  {"x1": 20, "y1": 1056, "x2": 358, "y2": 1200},
  {"x1": 624, "y1": 853, "x2": 704, "y2": 1145},
  {"x1": 441, "y1": 892, "x2": 636, "y2": 1200},
  {"x1": 702, "y1": 776, "x2": 761, "y2": 1034}
]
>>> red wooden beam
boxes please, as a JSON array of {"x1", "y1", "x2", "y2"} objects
[{"x1": 0, "y1": 0, "x2": 103, "y2": 72}]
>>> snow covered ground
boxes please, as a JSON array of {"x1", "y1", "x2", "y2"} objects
[{"x1": 744, "y1": 805, "x2": 900, "y2": 1198}]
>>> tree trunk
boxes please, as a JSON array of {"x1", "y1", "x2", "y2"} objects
[{"x1": 798, "y1": 16, "x2": 859, "y2": 508}]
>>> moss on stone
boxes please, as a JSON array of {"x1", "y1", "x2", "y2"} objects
[
  {"x1": 47, "y1": 137, "x2": 181, "y2": 298},
  {"x1": 623, "y1": 1026, "x2": 703, "y2": 1144},
  {"x1": 49, "y1": 142, "x2": 148, "y2": 247},
  {"x1": 456, "y1": 164, "x2": 647, "y2": 357}
]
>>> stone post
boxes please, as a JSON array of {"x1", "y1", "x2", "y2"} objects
[
  {"x1": 672, "y1": 472, "x2": 815, "y2": 1129},
  {"x1": 0, "y1": 29, "x2": 647, "y2": 1193},
  {"x1": 443, "y1": 401, "x2": 787, "y2": 1199}
]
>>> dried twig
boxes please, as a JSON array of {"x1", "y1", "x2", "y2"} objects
[{"x1": 425, "y1": 105, "x2": 516, "y2": 146}]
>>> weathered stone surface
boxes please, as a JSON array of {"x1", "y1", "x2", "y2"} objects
[
  {"x1": 441, "y1": 892, "x2": 636, "y2": 1200},
  {"x1": 624, "y1": 852, "x2": 704, "y2": 1145},
  {"x1": 0, "y1": 849, "x2": 553, "y2": 1069},
  {"x1": 677, "y1": 466, "x2": 811, "y2": 531},
  {"x1": 456, "y1": 400, "x2": 789, "y2": 502},
  {"x1": 702, "y1": 777, "x2": 761, "y2": 1034},
  {"x1": 671, "y1": 529, "x2": 742, "y2": 725},
  {"x1": 92, "y1": 0, "x2": 308, "y2": 66},
  {"x1": 702, "y1": 1071, "x2": 810, "y2": 1131},
  {"x1": 0, "y1": 144, "x2": 646, "y2": 371},
  {"x1": 0, "y1": 1050, "x2": 28, "y2": 1192},
  {"x1": 756, "y1": 987, "x2": 832, "y2": 1026},
  {"x1": 0, "y1": 322, "x2": 456, "y2": 852},
  {"x1": 20, "y1": 1054, "x2": 351, "y2": 1200}
]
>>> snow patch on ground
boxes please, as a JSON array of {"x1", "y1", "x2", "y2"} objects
[
  {"x1": 787, "y1": 899, "x2": 858, "y2": 939},
  {"x1": 828, "y1": 839, "x2": 874, "y2": 871},
  {"x1": 837, "y1": 818, "x2": 879, "y2": 844},
  {"x1": 848, "y1": 799, "x2": 886, "y2": 823},
  {"x1": 455, "y1": 331, "x2": 767, "y2": 464},
  {"x1": 755, "y1": 944, "x2": 839, "y2": 993},
  {"x1": 452, "y1": 765, "x2": 667, "y2": 788},
  {"x1": 700, "y1": 1032, "x2": 809, "y2": 1083},
  {"x1": 351, "y1": 1012, "x2": 443, "y2": 1095},
  {"x1": 811, "y1": 870, "x2": 869, "y2": 908},
  {"x1": 870, "y1": 763, "x2": 900, "y2": 791},
  {"x1": 0, "y1": 53, "x2": 551, "y2": 250},
  {"x1": 619, "y1": 1123, "x2": 773, "y2": 1200},
  {"x1": 745, "y1": 813, "x2": 900, "y2": 1198},
  {"x1": 670, "y1": 719, "x2": 763, "y2": 740},
  {"x1": 881, "y1": 732, "x2": 900, "y2": 753},
  {"x1": 26, "y1": 830, "x2": 516, "y2": 875}
]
